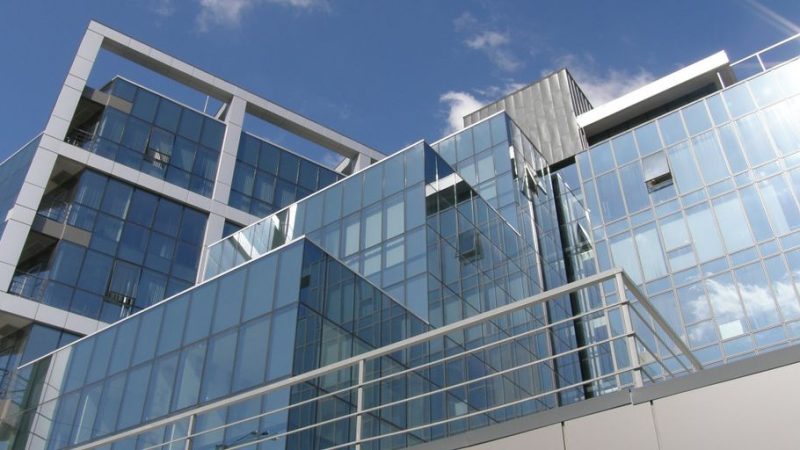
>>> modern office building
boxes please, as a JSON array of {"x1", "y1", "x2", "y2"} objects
[{"x1": 1, "y1": 20, "x2": 800, "y2": 450}]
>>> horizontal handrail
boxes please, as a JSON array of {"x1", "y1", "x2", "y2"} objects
[{"x1": 66, "y1": 268, "x2": 699, "y2": 450}]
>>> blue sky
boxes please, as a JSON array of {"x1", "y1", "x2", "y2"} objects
[{"x1": 0, "y1": 0, "x2": 798, "y2": 165}]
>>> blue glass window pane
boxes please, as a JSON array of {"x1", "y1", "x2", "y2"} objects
[
  {"x1": 50, "y1": 242, "x2": 85, "y2": 285},
  {"x1": 707, "y1": 272, "x2": 748, "y2": 340},
  {"x1": 267, "y1": 307, "x2": 297, "y2": 380},
  {"x1": 609, "y1": 232, "x2": 643, "y2": 284},
  {"x1": 589, "y1": 142, "x2": 614, "y2": 174},
  {"x1": 298, "y1": 159, "x2": 318, "y2": 191},
  {"x1": 101, "y1": 180, "x2": 133, "y2": 218},
  {"x1": 147, "y1": 127, "x2": 174, "y2": 159},
  {"x1": 735, "y1": 262, "x2": 781, "y2": 329},
  {"x1": 118, "y1": 222, "x2": 149, "y2": 264},
  {"x1": 77, "y1": 251, "x2": 113, "y2": 295},
  {"x1": 259, "y1": 143, "x2": 280, "y2": 175},
  {"x1": 634, "y1": 223, "x2": 667, "y2": 281},
  {"x1": 274, "y1": 180, "x2": 296, "y2": 208},
  {"x1": 384, "y1": 154, "x2": 405, "y2": 195},
  {"x1": 91, "y1": 213, "x2": 123, "y2": 255},
  {"x1": 761, "y1": 101, "x2": 800, "y2": 155},
  {"x1": 153, "y1": 199, "x2": 182, "y2": 236},
  {"x1": 323, "y1": 184, "x2": 343, "y2": 226},
  {"x1": 455, "y1": 127, "x2": 474, "y2": 161},
  {"x1": 233, "y1": 315, "x2": 271, "y2": 391},
  {"x1": 706, "y1": 94, "x2": 730, "y2": 125},
  {"x1": 242, "y1": 254, "x2": 276, "y2": 321},
  {"x1": 121, "y1": 116, "x2": 150, "y2": 154},
  {"x1": 318, "y1": 168, "x2": 338, "y2": 188},
  {"x1": 740, "y1": 185, "x2": 774, "y2": 241},
  {"x1": 145, "y1": 232, "x2": 175, "y2": 273},
  {"x1": 594, "y1": 172, "x2": 626, "y2": 222},
  {"x1": 107, "y1": 316, "x2": 138, "y2": 375},
  {"x1": 73, "y1": 171, "x2": 107, "y2": 208},
  {"x1": 666, "y1": 141, "x2": 702, "y2": 193},
  {"x1": 342, "y1": 177, "x2": 362, "y2": 216},
  {"x1": 73, "y1": 384, "x2": 102, "y2": 443},
  {"x1": 363, "y1": 165, "x2": 382, "y2": 206},
  {"x1": 154, "y1": 99, "x2": 181, "y2": 132},
  {"x1": 132, "y1": 89, "x2": 159, "y2": 122},
  {"x1": 253, "y1": 172, "x2": 275, "y2": 205},
  {"x1": 212, "y1": 268, "x2": 246, "y2": 333},
  {"x1": 172, "y1": 242, "x2": 200, "y2": 281},
  {"x1": 178, "y1": 109, "x2": 203, "y2": 141},
  {"x1": 157, "y1": 296, "x2": 189, "y2": 356},
  {"x1": 682, "y1": 101, "x2": 712, "y2": 136},
  {"x1": 635, "y1": 122, "x2": 663, "y2": 156},
  {"x1": 179, "y1": 208, "x2": 206, "y2": 245},
  {"x1": 127, "y1": 190, "x2": 158, "y2": 227},
  {"x1": 275, "y1": 244, "x2": 302, "y2": 308},
  {"x1": 724, "y1": 83, "x2": 757, "y2": 118},
  {"x1": 712, "y1": 192, "x2": 754, "y2": 253},
  {"x1": 111, "y1": 79, "x2": 137, "y2": 102},
  {"x1": 758, "y1": 175, "x2": 800, "y2": 235},
  {"x1": 238, "y1": 134, "x2": 260, "y2": 166},
  {"x1": 200, "y1": 118, "x2": 224, "y2": 150},
  {"x1": 736, "y1": 114, "x2": 776, "y2": 166},
  {"x1": 131, "y1": 307, "x2": 163, "y2": 365},
  {"x1": 278, "y1": 152, "x2": 299, "y2": 183},
  {"x1": 685, "y1": 202, "x2": 725, "y2": 263},
  {"x1": 618, "y1": 162, "x2": 649, "y2": 214},
  {"x1": 183, "y1": 282, "x2": 216, "y2": 344},
  {"x1": 143, "y1": 353, "x2": 179, "y2": 421},
  {"x1": 717, "y1": 124, "x2": 748, "y2": 173},
  {"x1": 117, "y1": 363, "x2": 152, "y2": 430},
  {"x1": 192, "y1": 147, "x2": 218, "y2": 180},
  {"x1": 173, "y1": 340, "x2": 207, "y2": 411},
  {"x1": 691, "y1": 131, "x2": 729, "y2": 184},
  {"x1": 200, "y1": 329, "x2": 238, "y2": 402},
  {"x1": 657, "y1": 112, "x2": 686, "y2": 146}
]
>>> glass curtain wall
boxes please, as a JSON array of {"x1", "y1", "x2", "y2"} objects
[{"x1": 575, "y1": 58, "x2": 800, "y2": 365}]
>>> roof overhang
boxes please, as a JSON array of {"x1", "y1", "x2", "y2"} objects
[{"x1": 576, "y1": 51, "x2": 735, "y2": 139}]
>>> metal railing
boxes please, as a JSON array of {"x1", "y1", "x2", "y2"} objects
[
  {"x1": 724, "y1": 31, "x2": 800, "y2": 87},
  {"x1": 57, "y1": 268, "x2": 699, "y2": 450}
]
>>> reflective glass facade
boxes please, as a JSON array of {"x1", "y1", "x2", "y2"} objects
[
  {"x1": 575, "y1": 58, "x2": 800, "y2": 364},
  {"x1": 228, "y1": 132, "x2": 341, "y2": 217},
  {"x1": 67, "y1": 78, "x2": 225, "y2": 197},
  {"x1": 9, "y1": 169, "x2": 208, "y2": 322}
]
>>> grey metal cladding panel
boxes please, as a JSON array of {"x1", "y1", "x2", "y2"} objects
[{"x1": 461, "y1": 71, "x2": 586, "y2": 164}]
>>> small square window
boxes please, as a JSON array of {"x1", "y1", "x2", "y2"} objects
[{"x1": 642, "y1": 151, "x2": 673, "y2": 192}]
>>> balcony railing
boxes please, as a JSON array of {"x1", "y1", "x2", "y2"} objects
[
  {"x1": 42, "y1": 268, "x2": 701, "y2": 450},
  {"x1": 725, "y1": 31, "x2": 800, "y2": 87}
]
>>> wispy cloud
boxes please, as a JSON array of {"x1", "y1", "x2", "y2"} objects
[
  {"x1": 439, "y1": 81, "x2": 523, "y2": 134},
  {"x1": 548, "y1": 54, "x2": 655, "y2": 106},
  {"x1": 150, "y1": 0, "x2": 176, "y2": 17},
  {"x1": 196, "y1": 0, "x2": 327, "y2": 31},
  {"x1": 744, "y1": 0, "x2": 800, "y2": 36},
  {"x1": 454, "y1": 12, "x2": 522, "y2": 73},
  {"x1": 440, "y1": 91, "x2": 483, "y2": 134}
]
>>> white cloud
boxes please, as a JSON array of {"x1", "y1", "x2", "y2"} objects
[
  {"x1": 439, "y1": 91, "x2": 484, "y2": 134},
  {"x1": 151, "y1": 0, "x2": 176, "y2": 17},
  {"x1": 196, "y1": 0, "x2": 326, "y2": 31},
  {"x1": 549, "y1": 54, "x2": 655, "y2": 106},
  {"x1": 465, "y1": 31, "x2": 509, "y2": 50},
  {"x1": 438, "y1": 81, "x2": 523, "y2": 134}
]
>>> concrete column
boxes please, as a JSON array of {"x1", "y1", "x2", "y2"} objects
[{"x1": 44, "y1": 28, "x2": 103, "y2": 141}]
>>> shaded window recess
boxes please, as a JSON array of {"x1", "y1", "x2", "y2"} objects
[{"x1": 643, "y1": 151, "x2": 673, "y2": 192}]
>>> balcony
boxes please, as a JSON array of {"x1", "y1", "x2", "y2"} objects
[{"x1": 53, "y1": 268, "x2": 699, "y2": 450}]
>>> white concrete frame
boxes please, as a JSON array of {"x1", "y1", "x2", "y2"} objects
[{"x1": 0, "y1": 20, "x2": 383, "y2": 337}]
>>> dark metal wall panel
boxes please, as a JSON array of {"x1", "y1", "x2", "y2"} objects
[{"x1": 463, "y1": 69, "x2": 590, "y2": 165}]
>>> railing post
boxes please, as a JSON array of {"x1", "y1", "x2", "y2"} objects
[
  {"x1": 355, "y1": 359, "x2": 365, "y2": 450},
  {"x1": 183, "y1": 414, "x2": 195, "y2": 450},
  {"x1": 756, "y1": 53, "x2": 767, "y2": 72},
  {"x1": 615, "y1": 273, "x2": 643, "y2": 388}
]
